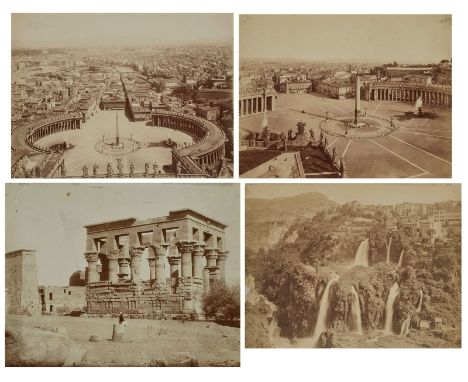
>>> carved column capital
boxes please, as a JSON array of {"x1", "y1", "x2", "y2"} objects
[
  {"x1": 85, "y1": 251, "x2": 98, "y2": 263},
  {"x1": 176, "y1": 240, "x2": 195, "y2": 254},
  {"x1": 129, "y1": 245, "x2": 145, "y2": 259},
  {"x1": 168, "y1": 256, "x2": 181, "y2": 266}
]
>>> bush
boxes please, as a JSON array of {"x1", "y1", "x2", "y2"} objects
[{"x1": 203, "y1": 283, "x2": 240, "y2": 322}]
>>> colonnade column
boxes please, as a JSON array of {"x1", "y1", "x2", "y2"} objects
[
  {"x1": 85, "y1": 252, "x2": 99, "y2": 284},
  {"x1": 150, "y1": 244, "x2": 166, "y2": 285},
  {"x1": 192, "y1": 242, "x2": 205, "y2": 280},
  {"x1": 177, "y1": 240, "x2": 194, "y2": 278},
  {"x1": 204, "y1": 247, "x2": 219, "y2": 286},
  {"x1": 129, "y1": 246, "x2": 145, "y2": 284},
  {"x1": 118, "y1": 258, "x2": 130, "y2": 280},
  {"x1": 168, "y1": 256, "x2": 181, "y2": 291},
  {"x1": 107, "y1": 249, "x2": 120, "y2": 284},
  {"x1": 216, "y1": 250, "x2": 229, "y2": 283}
]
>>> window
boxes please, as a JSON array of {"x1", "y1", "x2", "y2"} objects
[
  {"x1": 49, "y1": 292, "x2": 53, "y2": 300},
  {"x1": 68, "y1": 291, "x2": 71, "y2": 295},
  {"x1": 64, "y1": 289, "x2": 66, "y2": 293}
]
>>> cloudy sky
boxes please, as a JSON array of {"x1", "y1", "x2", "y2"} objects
[
  {"x1": 246, "y1": 184, "x2": 460, "y2": 205},
  {"x1": 12, "y1": 14, "x2": 233, "y2": 49},
  {"x1": 241, "y1": 15, "x2": 451, "y2": 63},
  {"x1": 6, "y1": 184, "x2": 240, "y2": 286}
]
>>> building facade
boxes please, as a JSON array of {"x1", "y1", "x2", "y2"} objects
[{"x1": 83, "y1": 209, "x2": 230, "y2": 317}]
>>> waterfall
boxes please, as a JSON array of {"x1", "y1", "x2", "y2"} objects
[
  {"x1": 353, "y1": 239, "x2": 369, "y2": 267},
  {"x1": 312, "y1": 274, "x2": 339, "y2": 345},
  {"x1": 386, "y1": 237, "x2": 392, "y2": 264},
  {"x1": 384, "y1": 282, "x2": 400, "y2": 334},
  {"x1": 416, "y1": 290, "x2": 423, "y2": 313},
  {"x1": 400, "y1": 318, "x2": 411, "y2": 336},
  {"x1": 398, "y1": 249, "x2": 404, "y2": 268},
  {"x1": 350, "y1": 285, "x2": 363, "y2": 335}
]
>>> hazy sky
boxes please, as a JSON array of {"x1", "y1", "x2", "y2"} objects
[
  {"x1": 240, "y1": 15, "x2": 451, "y2": 63},
  {"x1": 246, "y1": 184, "x2": 460, "y2": 205},
  {"x1": 12, "y1": 14, "x2": 233, "y2": 49},
  {"x1": 6, "y1": 184, "x2": 240, "y2": 286}
]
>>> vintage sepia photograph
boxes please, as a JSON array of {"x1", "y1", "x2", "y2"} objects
[
  {"x1": 5, "y1": 183, "x2": 240, "y2": 366},
  {"x1": 11, "y1": 14, "x2": 233, "y2": 178},
  {"x1": 245, "y1": 184, "x2": 461, "y2": 348},
  {"x1": 239, "y1": 15, "x2": 452, "y2": 178}
]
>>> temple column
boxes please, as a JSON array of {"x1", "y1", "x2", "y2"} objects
[
  {"x1": 108, "y1": 250, "x2": 120, "y2": 284},
  {"x1": 168, "y1": 256, "x2": 181, "y2": 291},
  {"x1": 204, "y1": 247, "x2": 219, "y2": 286},
  {"x1": 148, "y1": 257, "x2": 156, "y2": 282},
  {"x1": 177, "y1": 241, "x2": 195, "y2": 278},
  {"x1": 203, "y1": 268, "x2": 210, "y2": 292},
  {"x1": 85, "y1": 252, "x2": 99, "y2": 284},
  {"x1": 192, "y1": 243, "x2": 205, "y2": 279},
  {"x1": 118, "y1": 258, "x2": 130, "y2": 280},
  {"x1": 216, "y1": 250, "x2": 229, "y2": 283},
  {"x1": 98, "y1": 253, "x2": 109, "y2": 281},
  {"x1": 129, "y1": 246, "x2": 145, "y2": 284},
  {"x1": 150, "y1": 244, "x2": 166, "y2": 285}
]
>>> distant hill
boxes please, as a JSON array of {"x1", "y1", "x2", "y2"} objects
[
  {"x1": 246, "y1": 192, "x2": 337, "y2": 224},
  {"x1": 246, "y1": 192, "x2": 338, "y2": 251}
]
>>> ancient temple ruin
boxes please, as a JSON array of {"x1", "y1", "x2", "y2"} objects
[{"x1": 83, "y1": 209, "x2": 229, "y2": 317}]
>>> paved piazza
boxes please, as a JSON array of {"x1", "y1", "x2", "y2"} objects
[
  {"x1": 240, "y1": 93, "x2": 451, "y2": 178},
  {"x1": 36, "y1": 110, "x2": 194, "y2": 177}
]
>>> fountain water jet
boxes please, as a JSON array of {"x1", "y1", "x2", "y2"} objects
[
  {"x1": 398, "y1": 249, "x2": 404, "y2": 268},
  {"x1": 386, "y1": 237, "x2": 392, "y2": 264},
  {"x1": 414, "y1": 96, "x2": 423, "y2": 116},
  {"x1": 384, "y1": 282, "x2": 400, "y2": 334},
  {"x1": 353, "y1": 239, "x2": 369, "y2": 267},
  {"x1": 350, "y1": 285, "x2": 363, "y2": 335},
  {"x1": 311, "y1": 274, "x2": 339, "y2": 346}
]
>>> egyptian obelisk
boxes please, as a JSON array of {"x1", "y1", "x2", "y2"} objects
[{"x1": 354, "y1": 75, "x2": 360, "y2": 124}]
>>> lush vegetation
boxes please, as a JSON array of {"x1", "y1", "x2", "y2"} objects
[{"x1": 247, "y1": 202, "x2": 461, "y2": 341}]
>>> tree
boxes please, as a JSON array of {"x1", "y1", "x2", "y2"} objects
[{"x1": 203, "y1": 283, "x2": 240, "y2": 322}]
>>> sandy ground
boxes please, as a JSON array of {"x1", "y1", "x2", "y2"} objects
[{"x1": 7, "y1": 315, "x2": 240, "y2": 366}]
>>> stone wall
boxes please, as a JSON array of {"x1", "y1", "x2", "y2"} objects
[
  {"x1": 39, "y1": 286, "x2": 86, "y2": 314},
  {"x1": 5, "y1": 250, "x2": 41, "y2": 314}
]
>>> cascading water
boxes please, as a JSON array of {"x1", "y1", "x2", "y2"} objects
[
  {"x1": 350, "y1": 285, "x2": 363, "y2": 335},
  {"x1": 384, "y1": 283, "x2": 400, "y2": 334},
  {"x1": 398, "y1": 249, "x2": 404, "y2": 268},
  {"x1": 353, "y1": 239, "x2": 369, "y2": 267},
  {"x1": 416, "y1": 290, "x2": 423, "y2": 313},
  {"x1": 400, "y1": 318, "x2": 411, "y2": 336},
  {"x1": 386, "y1": 237, "x2": 392, "y2": 264},
  {"x1": 311, "y1": 274, "x2": 339, "y2": 346}
]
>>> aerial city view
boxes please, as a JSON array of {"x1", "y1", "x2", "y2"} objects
[
  {"x1": 11, "y1": 14, "x2": 233, "y2": 178},
  {"x1": 239, "y1": 15, "x2": 452, "y2": 178},
  {"x1": 6, "y1": 184, "x2": 240, "y2": 366},
  {"x1": 245, "y1": 184, "x2": 461, "y2": 348}
]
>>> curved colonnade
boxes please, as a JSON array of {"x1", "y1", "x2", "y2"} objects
[
  {"x1": 25, "y1": 113, "x2": 83, "y2": 153},
  {"x1": 366, "y1": 83, "x2": 451, "y2": 108},
  {"x1": 151, "y1": 110, "x2": 226, "y2": 176}
]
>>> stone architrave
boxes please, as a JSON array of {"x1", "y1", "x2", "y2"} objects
[
  {"x1": 129, "y1": 246, "x2": 145, "y2": 284},
  {"x1": 176, "y1": 240, "x2": 195, "y2": 278},
  {"x1": 84, "y1": 252, "x2": 99, "y2": 284},
  {"x1": 191, "y1": 242, "x2": 206, "y2": 280},
  {"x1": 107, "y1": 250, "x2": 120, "y2": 284}
]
